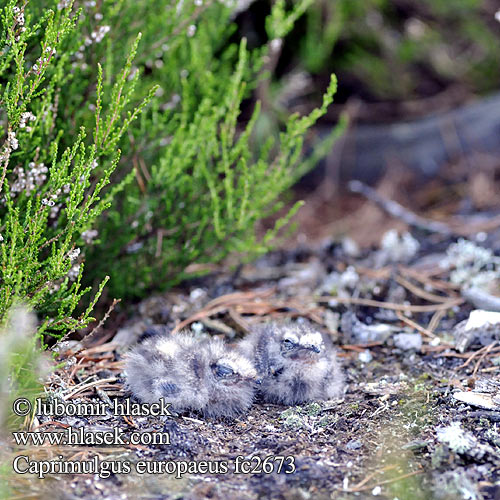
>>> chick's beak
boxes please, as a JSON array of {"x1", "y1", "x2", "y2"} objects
[{"x1": 299, "y1": 344, "x2": 320, "y2": 353}]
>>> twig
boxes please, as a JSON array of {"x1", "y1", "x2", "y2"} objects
[
  {"x1": 344, "y1": 470, "x2": 423, "y2": 493},
  {"x1": 82, "y1": 298, "x2": 121, "y2": 346},
  {"x1": 341, "y1": 342, "x2": 384, "y2": 351},
  {"x1": 472, "y1": 342, "x2": 497, "y2": 376},
  {"x1": 62, "y1": 377, "x2": 117, "y2": 400},
  {"x1": 349, "y1": 180, "x2": 453, "y2": 235},
  {"x1": 395, "y1": 275, "x2": 455, "y2": 303},
  {"x1": 78, "y1": 342, "x2": 121, "y2": 356},
  {"x1": 455, "y1": 344, "x2": 500, "y2": 370},
  {"x1": 402, "y1": 267, "x2": 460, "y2": 293},
  {"x1": 396, "y1": 310, "x2": 436, "y2": 338},
  {"x1": 427, "y1": 309, "x2": 445, "y2": 334},
  {"x1": 314, "y1": 295, "x2": 463, "y2": 312}
]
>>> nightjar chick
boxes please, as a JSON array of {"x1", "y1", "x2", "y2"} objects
[
  {"x1": 124, "y1": 332, "x2": 257, "y2": 418},
  {"x1": 238, "y1": 322, "x2": 344, "y2": 405}
]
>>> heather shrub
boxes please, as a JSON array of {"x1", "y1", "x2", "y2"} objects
[{"x1": 0, "y1": 0, "x2": 339, "y2": 337}]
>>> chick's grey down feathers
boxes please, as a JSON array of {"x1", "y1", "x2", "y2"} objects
[
  {"x1": 124, "y1": 332, "x2": 257, "y2": 418},
  {"x1": 238, "y1": 322, "x2": 344, "y2": 405}
]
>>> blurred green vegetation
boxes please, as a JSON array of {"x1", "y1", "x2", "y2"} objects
[{"x1": 243, "y1": 0, "x2": 500, "y2": 103}]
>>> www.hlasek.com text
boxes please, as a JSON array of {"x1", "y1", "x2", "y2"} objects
[{"x1": 12, "y1": 426, "x2": 170, "y2": 447}]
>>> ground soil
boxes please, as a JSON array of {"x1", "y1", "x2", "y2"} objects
[{"x1": 6, "y1": 230, "x2": 500, "y2": 500}]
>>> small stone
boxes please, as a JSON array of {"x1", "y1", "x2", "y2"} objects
[
  {"x1": 453, "y1": 391, "x2": 499, "y2": 410},
  {"x1": 346, "y1": 439, "x2": 362, "y2": 450},
  {"x1": 394, "y1": 333, "x2": 422, "y2": 351},
  {"x1": 358, "y1": 350, "x2": 373, "y2": 363}
]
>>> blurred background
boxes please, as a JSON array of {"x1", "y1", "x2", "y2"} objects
[{"x1": 234, "y1": 0, "x2": 500, "y2": 246}]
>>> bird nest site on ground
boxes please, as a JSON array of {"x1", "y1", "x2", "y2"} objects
[{"x1": 7, "y1": 224, "x2": 500, "y2": 500}]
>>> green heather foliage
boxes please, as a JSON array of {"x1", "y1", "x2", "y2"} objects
[{"x1": 0, "y1": 0, "x2": 338, "y2": 338}]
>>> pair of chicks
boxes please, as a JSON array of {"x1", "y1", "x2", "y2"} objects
[{"x1": 124, "y1": 322, "x2": 344, "y2": 419}]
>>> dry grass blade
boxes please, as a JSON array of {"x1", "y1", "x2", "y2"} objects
[
  {"x1": 344, "y1": 469, "x2": 424, "y2": 493},
  {"x1": 204, "y1": 288, "x2": 276, "y2": 309},
  {"x1": 472, "y1": 342, "x2": 497, "y2": 376},
  {"x1": 314, "y1": 295, "x2": 463, "y2": 312},
  {"x1": 62, "y1": 377, "x2": 117, "y2": 400},
  {"x1": 172, "y1": 289, "x2": 324, "y2": 333},
  {"x1": 395, "y1": 310, "x2": 437, "y2": 338},
  {"x1": 395, "y1": 274, "x2": 456, "y2": 303}
]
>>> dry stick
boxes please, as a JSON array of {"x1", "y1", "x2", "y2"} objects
[
  {"x1": 482, "y1": 366, "x2": 500, "y2": 373},
  {"x1": 62, "y1": 377, "x2": 117, "y2": 400},
  {"x1": 68, "y1": 357, "x2": 86, "y2": 382},
  {"x1": 204, "y1": 288, "x2": 276, "y2": 309},
  {"x1": 395, "y1": 310, "x2": 436, "y2": 338},
  {"x1": 401, "y1": 267, "x2": 460, "y2": 293},
  {"x1": 78, "y1": 342, "x2": 121, "y2": 356},
  {"x1": 227, "y1": 307, "x2": 251, "y2": 333},
  {"x1": 341, "y1": 342, "x2": 384, "y2": 352},
  {"x1": 472, "y1": 342, "x2": 498, "y2": 376},
  {"x1": 427, "y1": 309, "x2": 446, "y2": 334},
  {"x1": 172, "y1": 288, "x2": 316, "y2": 334},
  {"x1": 438, "y1": 347, "x2": 500, "y2": 359},
  {"x1": 343, "y1": 465, "x2": 399, "y2": 491},
  {"x1": 81, "y1": 298, "x2": 121, "y2": 347},
  {"x1": 171, "y1": 305, "x2": 230, "y2": 334},
  {"x1": 314, "y1": 295, "x2": 463, "y2": 312},
  {"x1": 457, "y1": 343, "x2": 497, "y2": 370},
  {"x1": 349, "y1": 180, "x2": 453, "y2": 235},
  {"x1": 395, "y1": 274, "x2": 455, "y2": 303},
  {"x1": 345, "y1": 470, "x2": 424, "y2": 493}
]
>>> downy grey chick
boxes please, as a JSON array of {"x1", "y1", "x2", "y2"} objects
[
  {"x1": 238, "y1": 322, "x2": 344, "y2": 405},
  {"x1": 124, "y1": 331, "x2": 257, "y2": 418}
]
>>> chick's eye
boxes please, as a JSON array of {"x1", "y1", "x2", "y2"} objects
[
  {"x1": 214, "y1": 364, "x2": 234, "y2": 378},
  {"x1": 282, "y1": 339, "x2": 295, "y2": 350}
]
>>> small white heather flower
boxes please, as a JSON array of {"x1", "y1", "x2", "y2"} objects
[
  {"x1": 57, "y1": 0, "x2": 71, "y2": 10},
  {"x1": 49, "y1": 204, "x2": 60, "y2": 218},
  {"x1": 41, "y1": 198, "x2": 55, "y2": 207},
  {"x1": 95, "y1": 12, "x2": 103, "y2": 20},
  {"x1": 68, "y1": 248, "x2": 81, "y2": 261},
  {"x1": 7, "y1": 131, "x2": 18, "y2": 150},
  {"x1": 68, "y1": 263, "x2": 81, "y2": 281},
  {"x1": 81, "y1": 229, "x2": 98, "y2": 244},
  {"x1": 495, "y1": 10, "x2": 500, "y2": 22},
  {"x1": 187, "y1": 24, "x2": 196, "y2": 37}
]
